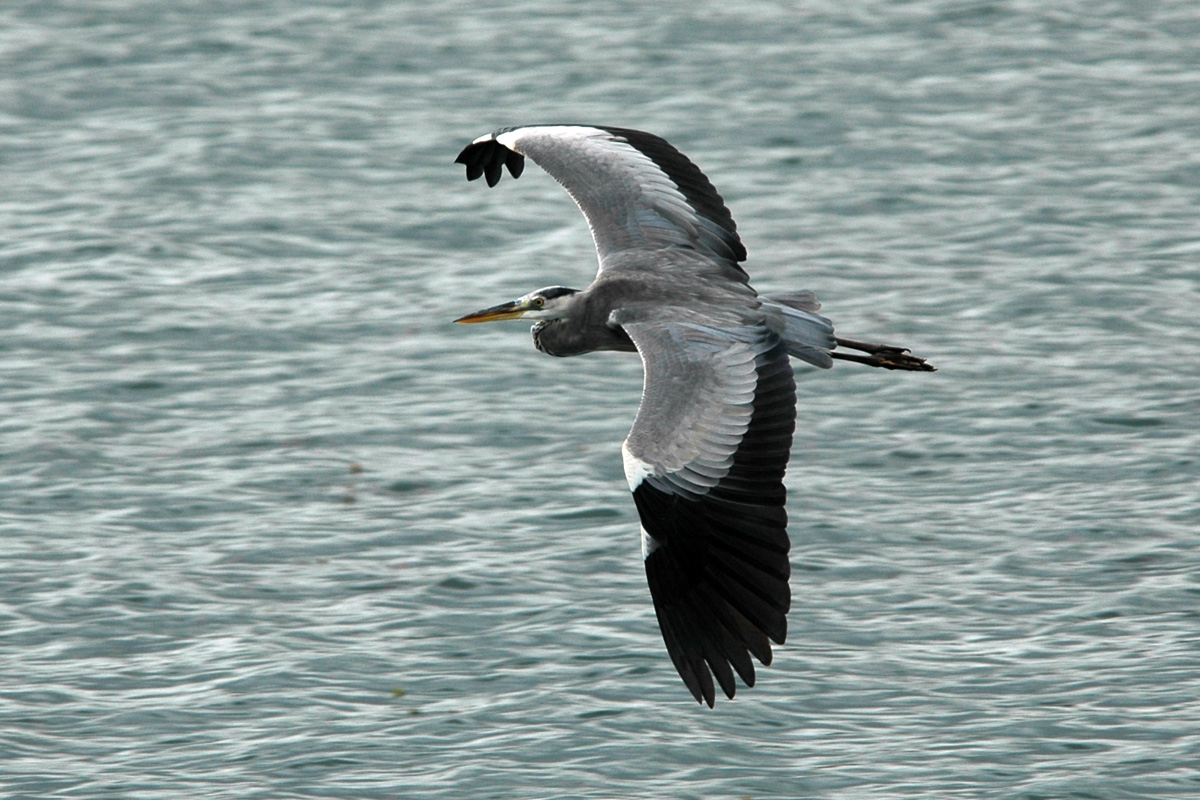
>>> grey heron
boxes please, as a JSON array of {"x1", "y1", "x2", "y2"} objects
[{"x1": 454, "y1": 125, "x2": 934, "y2": 707}]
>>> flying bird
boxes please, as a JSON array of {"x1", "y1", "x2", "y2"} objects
[{"x1": 454, "y1": 125, "x2": 934, "y2": 707}]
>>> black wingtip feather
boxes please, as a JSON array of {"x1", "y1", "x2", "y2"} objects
[
  {"x1": 484, "y1": 156, "x2": 503, "y2": 187},
  {"x1": 455, "y1": 137, "x2": 526, "y2": 187},
  {"x1": 506, "y1": 151, "x2": 525, "y2": 179}
]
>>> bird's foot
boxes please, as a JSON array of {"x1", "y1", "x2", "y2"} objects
[{"x1": 833, "y1": 338, "x2": 937, "y2": 372}]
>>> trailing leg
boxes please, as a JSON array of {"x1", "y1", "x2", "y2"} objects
[{"x1": 832, "y1": 337, "x2": 936, "y2": 372}]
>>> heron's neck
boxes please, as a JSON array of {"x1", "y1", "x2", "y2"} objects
[{"x1": 531, "y1": 319, "x2": 635, "y2": 357}]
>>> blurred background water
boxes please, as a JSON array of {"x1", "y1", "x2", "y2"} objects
[{"x1": 2, "y1": 1, "x2": 1199, "y2": 797}]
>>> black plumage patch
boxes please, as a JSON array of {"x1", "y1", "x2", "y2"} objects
[
  {"x1": 636, "y1": 338, "x2": 796, "y2": 707},
  {"x1": 454, "y1": 137, "x2": 525, "y2": 187}
]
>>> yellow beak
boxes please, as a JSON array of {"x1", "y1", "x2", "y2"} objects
[{"x1": 454, "y1": 299, "x2": 529, "y2": 324}]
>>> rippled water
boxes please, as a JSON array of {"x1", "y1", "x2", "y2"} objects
[{"x1": 3, "y1": 1, "x2": 1199, "y2": 797}]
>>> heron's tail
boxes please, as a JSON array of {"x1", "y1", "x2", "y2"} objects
[
  {"x1": 761, "y1": 291, "x2": 836, "y2": 369},
  {"x1": 762, "y1": 291, "x2": 936, "y2": 372}
]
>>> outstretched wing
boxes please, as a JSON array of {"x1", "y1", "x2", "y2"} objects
[
  {"x1": 620, "y1": 317, "x2": 796, "y2": 707},
  {"x1": 455, "y1": 125, "x2": 748, "y2": 275}
]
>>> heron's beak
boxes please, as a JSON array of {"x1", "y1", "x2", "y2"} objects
[{"x1": 454, "y1": 299, "x2": 530, "y2": 324}]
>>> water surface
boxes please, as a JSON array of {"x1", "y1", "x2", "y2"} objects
[{"x1": 3, "y1": 1, "x2": 1199, "y2": 797}]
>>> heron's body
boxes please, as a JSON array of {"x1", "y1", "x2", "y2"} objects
[{"x1": 454, "y1": 125, "x2": 933, "y2": 707}]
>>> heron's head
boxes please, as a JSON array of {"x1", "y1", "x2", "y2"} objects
[{"x1": 454, "y1": 286, "x2": 580, "y2": 324}]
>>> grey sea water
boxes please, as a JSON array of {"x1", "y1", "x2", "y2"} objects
[{"x1": 3, "y1": 1, "x2": 1199, "y2": 797}]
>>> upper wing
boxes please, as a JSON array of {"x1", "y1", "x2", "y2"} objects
[
  {"x1": 455, "y1": 125, "x2": 748, "y2": 275},
  {"x1": 620, "y1": 318, "x2": 796, "y2": 707}
]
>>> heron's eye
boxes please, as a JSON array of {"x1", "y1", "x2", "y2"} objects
[{"x1": 533, "y1": 297, "x2": 545, "y2": 307}]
